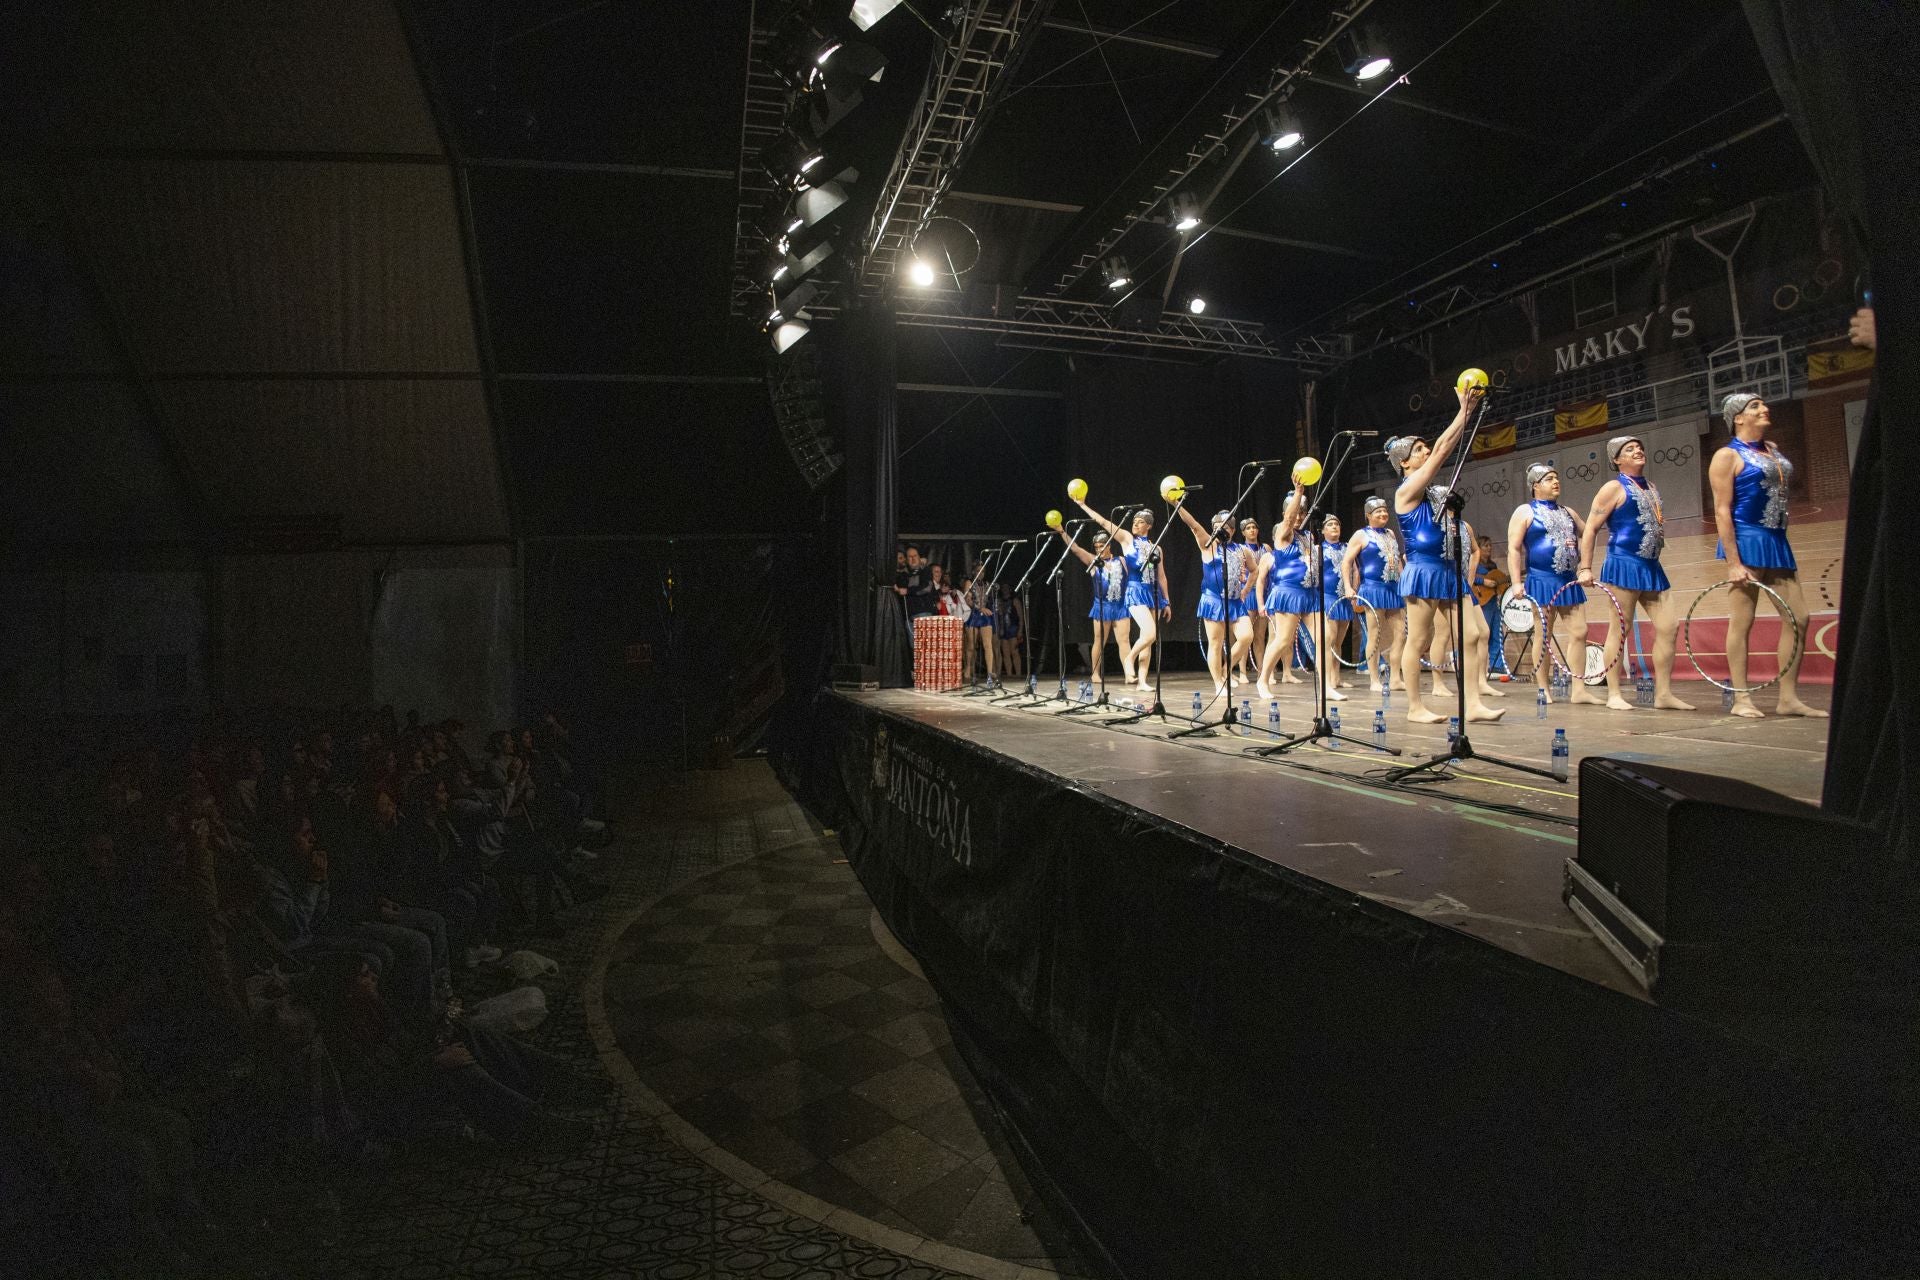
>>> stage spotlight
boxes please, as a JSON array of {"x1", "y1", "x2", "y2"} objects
[
  {"x1": 772, "y1": 316, "x2": 812, "y2": 354},
  {"x1": 760, "y1": 124, "x2": 826, "y2": 185},
  {"x1": 1170, "y1": 191, "x2": 1203, "y2": 233},
  {"x1": 908, "y1": 258, "x2": 936, "y2": 287},
  {"x1": 1101, "y1": 256, "x2": 1132, "y2": 291},
  {"x1": 1262, "y1": 106, "x2": 1304, "y2": 151},
  {"x1": 1188, "y1": 296, "x2": 1207, "y2": 315},
  {"x1": 850, "y1": 0, "x2": 905, "y2": 31},
  {"x1": 1338, "y1": 27, "x2": 1391, "y2": 81}
]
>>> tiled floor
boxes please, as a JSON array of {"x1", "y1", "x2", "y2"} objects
[
  {"x1": 600, "y1": 771, "x2": 1093, "y2": 1276},
  {"x1": 130, "y1": 762, "x2": 1082, "y2": 1280}
]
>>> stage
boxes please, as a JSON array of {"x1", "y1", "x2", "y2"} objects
[{"x1": 784, "y1": 678, "x2": 1915, "y2": 1280}]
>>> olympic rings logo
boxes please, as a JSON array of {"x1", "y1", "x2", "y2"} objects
[
  {"x1": 1566, "y1": 462, "x2": 1600, "y2": 482},
  {"x1": 1772, "y1": 258, "x2": 1848, "y2": 312},
  {"x1": 1649, "y1": 446, "x2": 1695, "y2": 465},
  {"x1": 1479, "y1": 478, "x2": 1510, "y2": 496}
]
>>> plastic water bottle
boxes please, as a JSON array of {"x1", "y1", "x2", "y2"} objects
[
  {"x1": 1191, "y1": 690, "x2": 1204, "y2": 718},
  {"x1": 1267, "y1": 700, "x2": 1280, "y2": 738},
  {"x1": 1240, "y1": 698, "x2": 1252, "y2": 730},
  {"x1": 1721, "y1": 684, "x2": 1735, "y2": 712},
  {"x1": 1379, "y1": 681, "x2": 1391, "y2": 710},
  {"x1": 1027, "y1": 672, "x2": 1037, "y2": 695},
  {"x1": 1552, "y1": 728, "x2": 1570, "y2": 781},
  {"x1": 1636, "y1": 672, "x2": 1654, "y2": 707},
  {"x1": 1447, "y1": 715, "x2": 1460, "y2": 745},
  {"x1": 1536, "y1": 687, "x2": 1549, "y2": 720},
  {"x1": 1373, "y1": 709, "x2": 1388, "y2": 749},
  {"x1": 1327, "y1": 705, "x2": 1341, "y2": 749}
]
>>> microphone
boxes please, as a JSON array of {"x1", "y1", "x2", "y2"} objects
[
  {"x1": 1178, "y1": 484, "x2": 1206, "y2": 492},
  {"x1": 1340, "y1": 430, "x2": 1382, "y2": 437}
]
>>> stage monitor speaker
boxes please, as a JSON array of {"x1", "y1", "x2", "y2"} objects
[
  {"x1": 831, "y1": 662, "x2": 879, "y2": 691},
  {"x1": 1567, "y1": 757, "x2": 1896, "y2": 999}
]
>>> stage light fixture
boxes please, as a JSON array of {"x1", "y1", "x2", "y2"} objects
[
  {"x1": 1170, "y1": 191, "x2": 1203, "y2": 233},
  {"x1": 1338, "y1": 28, "x2": 1391, "y2": 81},
  {"x1": 1262, "y1": 106, "x2": 1305, "y2": 151},
  {"x1": 760, "y1": 124, "x2": 826, "y2": 186},
  {"x1": 1188, "y1": 296, "x2": 1207, "y2": 315},
  {"x1": 772, "y1": 316, "x2": 812, "y2": 354},
  {"x1": 1101, "y1": 256, "x2": 1132, "y2": 291},
  {"x1": 850, "y1": 0, "x2": 904, "y2": 29},
  {"x1": 908, "y1": 258, "x2": 936, "y2": 287}
]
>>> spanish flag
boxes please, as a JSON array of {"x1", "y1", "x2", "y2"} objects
[
  {"x1": 1807, "y1": 336, "x2": 1874, "y2": 387},
  {"x1": 1554, "y1": 399, "x2": 1609, "y2": 440},
  {"x1": 1472, "y1": 420, "x2": 1516, "y2": 458}
]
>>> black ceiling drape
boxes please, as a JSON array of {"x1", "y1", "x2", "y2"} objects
[{"x1": 1742, "y1": 0, "x2": 1917, "y2": 860}]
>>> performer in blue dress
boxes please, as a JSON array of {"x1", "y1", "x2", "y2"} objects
[
  {"x1": 1237, "y1": 517, "x2": 1269, "y2": 683},
  {"x1": 959, "y1": 558, "x2": 998, "y2": 685},
  {"x1": 1577, "y1": 435, "x2": 1693, "y2": 711},
  {"x1": 1386, "y1": 383, "x2": 1505, "y2": 725},
  {"x1": 1055, "y1": 527, "x2": 1134, "y2": 691},
  {"x1": 1340, "y1": 497, "x2": 1407, "y2": 694},
  {"x1": 1177, "y1": 505, "x2": 1256, "y2": 697},
  {"x1": 1255, "y1": 482, "x2": 1329, "y2": 700},
  {"x1": 995, "y1": 584, "x2": 1024, "y2": 680},
  {"x1": 1506, "y1": 463, "x2": 1601, "y2": 705},
  {"x1": 1708, "y1": 392, "x2": 1826, "y2": 719},
  {"x1": 1074, "y1": 491, "x2": 1171, "y2": 692},
  {"x1": 1316, "y1": 513, "x2": 1355, "y2": 691}
]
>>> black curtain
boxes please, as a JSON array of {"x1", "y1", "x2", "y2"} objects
[
  {"x1": 827, "y1": 307, "x2": 906, "y2": 683},
  {"x1": 1066, "y1": 357, "x2": 1300, "y2": 629},
  {"x1": 1741, "y1": 1, "x2": 1917, "y2": 862}
]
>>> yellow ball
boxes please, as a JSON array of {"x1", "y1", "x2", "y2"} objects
[
  {"x1": 1159, "y1": 474, "x2": 1187, "y2": 502},
  {"x1": 1292, "y1": 456, "x2": 1323, "y2": 486},
  {"x1": 1457, "y1": 366, "x2": 1489, "y2": 392},
  {"x1": 1067, "y1": 477, "x2": 1088, "y2": 502},
  {"x1": 1045, "y1": 509, "x2": 1064, "y2": 529}
]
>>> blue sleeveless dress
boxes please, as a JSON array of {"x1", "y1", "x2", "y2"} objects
[
  {"x1": 1353, "y1": 528, "x2": 1405, "y2": 612},
  {"x1": 1196, "y1": 544, "x2": 1229, "y2": 622},
  {"x1": 964, "y1": 577, "x2": 995, "y2": 628},
  {"x1": 1397, "y1": 488, "x2": 1467, "y2": 600},
  {"x1": 1225, "y1": 542, "x2": 1255, "y2": 622},
  {"x1": 1264, "y1": 537, "x2": 1319, "y2": 615},
  {"x1": 1598, "y1": 476, "x2": 1670, "y2": 593},
  {"x1": 1123, "y1": 537, "x2": 1166, "y2": 611},
  {"x1": 1714, "y1": 439, "x2": 1797, "y2": 572},
  {"x1": 1320, "y1": 538, "x2": 1355, "y2": 621},
  {"x1": 1088, "y1": 555, "x2": 1128, "y2": 622},
  {"x1": 1522, "y1": 500, "x2": 1585, "y2": 606}
]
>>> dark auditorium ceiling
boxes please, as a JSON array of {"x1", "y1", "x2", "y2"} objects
[{"x1": 0, "y1": 0, "x2": 1811, "y2": 546}]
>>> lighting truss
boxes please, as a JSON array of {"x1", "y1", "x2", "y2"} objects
[
  {"x1": 1046, "y1": 0, "x2": 1378, "y2": 298},
  {"x1": 863, "y1": 292, "x2": 1335, "y2": 366},
  {"x1": 855, "y1": 0, "x2": 1051, "y2": 292},
  {"x1": 731, "y1": 10, "x2": 797, "y2": 316}
]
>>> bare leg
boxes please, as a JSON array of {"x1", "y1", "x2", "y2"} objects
[
  {"x1": 1326, "y1": 617, "x2": 1351, "y2": 688},
  {"x1": 1766, "y1": 573, "x2": 1827, "y2": 717},
  {"x1": 1427, "y1": 629, "x2": 1454, "y2": 698},
  {"x1": 1202, "y1": 618, "x2": 1227, "y2": 692},
  {"x1": 1401, "y1": 599, "x2": 1445, "y2": 723},
  {"x1": 1245, "y1": 615, "x2": 1266, "y2": 682},
  {"x1": 1090, "y1": 619, "x2": 1109, "y2": 688},
  {"x1": 1725, "y1": 580, "x2": 1764, "y2": 718},
  {"x1": 1461, "y1": 602, "x2": 1506, "y2": 721},
  {"x1": 1230, "y1": 616, "x2": 1255, "y2": 679},
  {"x1": 1559, "y1": 606, "x2": 1604, "y2": 704},
  {"x1": 1641, "y1": 589, "x2": 1691, "y2": 710},
  {"x1": 1258, "y1": 615, "x2": 1300, "y2": 699},
  {"x1": 981, "y1": 626, "x2": 997, "y2": 681},
  {"x1": 1112, "y1": 618, "x2": 1135, "y2": 684},
  {"x1": 1127, "y1": 606, "x2": 1157, "y2": 690},
  {"x1": 1600, "y1": 588, "x2": 1639, "y2": 710}
]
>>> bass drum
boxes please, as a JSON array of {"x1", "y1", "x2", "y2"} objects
[{"x1": 1499, "y1": 585, "x2": 1537, "y2": 634}]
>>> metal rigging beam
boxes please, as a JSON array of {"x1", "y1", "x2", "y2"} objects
[
  {"x1": 1027, "y1": 1, "x2": 1378, "y2": 300},
  {"x1": 854, "y1": 0, "x2": 1057, "y2": 293}
]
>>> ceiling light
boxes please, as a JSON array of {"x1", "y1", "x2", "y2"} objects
[
  {"x1": 1101, "y1": 257, "x2": 1132, "y2": 292},
  {"x1": 1262, "y1": 105, "x2": 1305, "y2": 151},
  {"x1": 1188, "y1": 296, "x2": 1207, "y2": 315},
  {"x1": 772, "y1": 317, "x2": 811, "y2": 354},
  {"x1": 908, "y1": 258, "x2": 936, "y2": 287},
  {"x1": 1170, "y1": 191, "x2": 1203, "y2": 233},
  {"x1": 1338, "y1": 27, "x2": 1391, "y2": 81}
]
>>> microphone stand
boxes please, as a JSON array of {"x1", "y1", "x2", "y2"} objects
[
  {"x1": 1257, "y1": 434, "x2": 1399, "y2": 757},
  {"x1": 1018, "y1": 523, "x2": 1085, "y2": 709},
  {"x1": 1384, "y1": 395, "x2": 1558, "y2": 783},
  {"x1": 1109, "y1": 491, "x2": 1192, "y2": 727},
  {"x1": 959, "y1": 540, "x2": 1023, "y2": 696},
  {"x1": 1171, "y1": 472, "x2": 1265, "y2": 739},
  {"x1": 994, "y1": 535, "x2": 1052, "y2": 703}
]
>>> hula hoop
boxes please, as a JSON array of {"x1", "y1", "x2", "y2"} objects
[
  {"x1": 1498, "y1": 589, "x2": 1539, "y2": 680},
  {"x1": 1544, "y1": 580, "x2": 1628, "y2": 685},
  {"x1": 1683, "y1": 579, "x2": 1804, "y2": 694}
]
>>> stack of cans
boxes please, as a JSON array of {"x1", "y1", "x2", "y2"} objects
[{"x1": 913, "y1": 615, "x2": 962, "y2": 691}]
